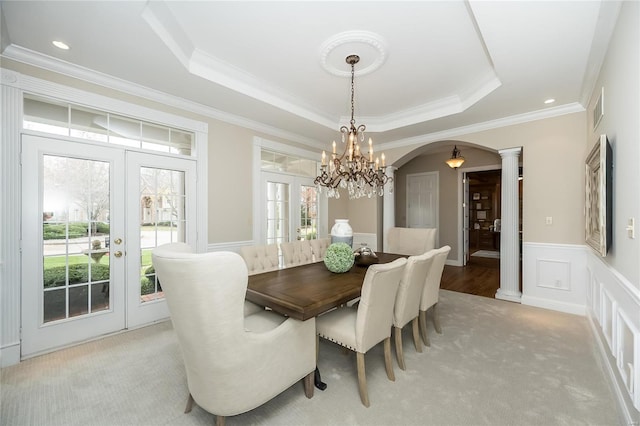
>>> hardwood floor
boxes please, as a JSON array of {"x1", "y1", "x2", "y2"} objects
[{"x1": 440, "y1": 254, "x2": 500, "y2": 299}]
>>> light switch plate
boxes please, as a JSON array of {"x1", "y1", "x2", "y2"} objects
[{"x1": 627, "y1": 218, "x2": 635, "y2": 239}]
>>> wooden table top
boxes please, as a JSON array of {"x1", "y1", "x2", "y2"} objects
[{"x1": 246, "y1": 252, "x2": 404, "y2": 321}]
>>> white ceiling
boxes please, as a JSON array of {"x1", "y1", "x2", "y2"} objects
[{"x1": 0, "y1": 1, "x2": 619, "y2": 150}]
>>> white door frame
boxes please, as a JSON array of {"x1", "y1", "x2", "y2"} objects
[
  {"x1": 456, "y1": 164, "x2": 501, "y2": 267},
  {"x1": 21, "y1": 135, "x2": 127, "y2": 356},
  {"x1": 125, "y1": 152, "x2": 198, "y2": 328}
]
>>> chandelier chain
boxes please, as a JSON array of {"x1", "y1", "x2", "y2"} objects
[{"x1": 314, "y1": 55, "x2": 393, "y2": 199}]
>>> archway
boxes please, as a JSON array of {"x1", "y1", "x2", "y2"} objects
[{"x1": 383, "y1": 140, "x2": 522, "y2": 301}]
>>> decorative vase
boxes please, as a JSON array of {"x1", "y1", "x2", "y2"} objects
[
  {"x1": 330, "y1": 219, "x2": 353, "y2": 248},
  {"x1": 354, "y1": 243, "x2": 378, "y2": 267},
  {"x1": 324, "y1": 242, "x2": 355, "y2": 273}
]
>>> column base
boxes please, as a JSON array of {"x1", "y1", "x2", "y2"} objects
[{"x1": 495, "y1": 288, "x2": 522, "y2": 303}]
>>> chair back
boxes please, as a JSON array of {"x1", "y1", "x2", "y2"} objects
[
  {"x1": 386, "y1": 227, "x2": 437, "y2": 255},
  {"x1": 152, "y1": 243, "x2": 316, "y2": 417},
  {"x1": 309, "y1": 237, "x2": 331, "y2": 261},
  {"x1": 152, "y1": 244, "x2": 250, "y2": 391},
  {"x1": 355, "y1": 257, "x2": 407, "y2": 353},
  {"x1": 393, "y1": 251, "x2": 435, "y2": 328},
  {"x1": 281, "y1": 240, "x2": 313, "y2": 267},
  {"x1": 420, "y1": 245, "x2": 451, "y2": 311},
  {"x1": 240, "y1": 244, "x2": 279, "y2": 274}
]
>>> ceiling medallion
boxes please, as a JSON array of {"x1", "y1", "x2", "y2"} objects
[{"x1": 319, "y1": 31, "x2": 388, "y2": 77}]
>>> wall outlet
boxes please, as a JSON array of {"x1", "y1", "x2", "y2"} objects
[{"x1": 627, "y1": 218, "x2": 635, "y2": 239}]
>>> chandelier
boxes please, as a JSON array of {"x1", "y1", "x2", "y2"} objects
[
  {"x1": 314, "y1": 55, "x2": 392, "y2": 199},
  {"x1": 445, "y1": 145, "x2": 465, "y2": 169}
]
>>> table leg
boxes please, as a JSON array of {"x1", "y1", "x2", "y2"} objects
[{"x1": 314, "y1": 367, "x2": 327, "y2": 390}]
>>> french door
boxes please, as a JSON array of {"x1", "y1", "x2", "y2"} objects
[
  {"x1": 21, "y1": 135, "x2": 196, "y2": 356},
  {"x1": 261, "y1": 172, "x2": 318, "y2": 259}
]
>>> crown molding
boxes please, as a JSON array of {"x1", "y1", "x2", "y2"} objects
[
  {"x1": 1, "y1": 44, "x2": 325, "y2": 150},
  {"x1": 378, "y1": 102, "x2": 585, "y2": 152}
]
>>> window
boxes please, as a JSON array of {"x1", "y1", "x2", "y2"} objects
[{"x1": 23, "y1": 95, "x2": 194, "y2": 155}]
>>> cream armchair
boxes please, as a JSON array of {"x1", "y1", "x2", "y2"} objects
[
  {"x1": 157, "y1": 242, "x2": 262, "y2": 316},
  {"x1": 309, "y1": 237, "x2": 331, "y2": 262},
  {"x1": 316, "y1": 258, "x2": 407, "y2": 407},
  {"x1": 152, "y1": 244, "x2": 316, "y2": 426},
  {"x1": 240, "y1": 244, "x2": 279, "y2": 275},
  {"x1": 392, "y1": 250, "x2": 435, "y2": 370},
  {"x1": 419, "y1": 245, "x2": 451, "y2": 346},
  {"x1": 280, "y1": 240, "x2": 313, "y2": 267},
  {"x1": 386, "y1": 227, "x2": 437, "y2": 255}
]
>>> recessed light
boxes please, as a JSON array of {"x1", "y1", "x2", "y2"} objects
[
  {"x1": 52, "y1": 41, "x2": 70, "y2": 50},
  {"x1": 544, "y1": 98, "x2": 555, "y2": 104}
]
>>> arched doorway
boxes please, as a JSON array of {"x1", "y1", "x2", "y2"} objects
[{"x1": 383, "y1": 141, "x2": 522, "y2": 300}]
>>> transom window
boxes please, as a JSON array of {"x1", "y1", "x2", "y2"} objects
[{"x1": 23, "y1": 95, "x2": 194, "y2": 156}]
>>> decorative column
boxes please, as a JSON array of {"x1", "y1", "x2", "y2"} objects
[
  {"x1": 1, "y1": 71, "x2": 23, "y2": 365},
  {"x1": 382, "y1": 166, "x2": 397, "y2": 252},
  {"x1": 496, "y1": 147, "x2": 522, "y2": 302}
]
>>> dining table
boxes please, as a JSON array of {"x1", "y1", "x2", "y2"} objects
[
  {"x1": 246, "y1": 252, "x2": 405, "y2": 321},
  {"x1": 245, "y1": 252, "x2": 405, "y2": 390}
]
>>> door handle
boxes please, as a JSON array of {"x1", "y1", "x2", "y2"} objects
[{"x1": 114, "y1": 251, "x2": 123, "y2": 258}]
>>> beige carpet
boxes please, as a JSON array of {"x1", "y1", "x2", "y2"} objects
[{"x1": 1, "y1": 290, "x2": 622, "y2": 425}]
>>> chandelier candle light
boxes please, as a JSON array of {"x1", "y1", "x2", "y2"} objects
[{"x1": 314, "y1": 55, "x2": 392, "y2": 199}]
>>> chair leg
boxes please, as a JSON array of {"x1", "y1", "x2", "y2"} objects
[
  {"x1": 419, "y1": 309, "x2": 431, "y2": 347},
  {"x1": 356, "y1": 352, "x2": 370, "y2": 407},
  {"x1": 215, "y1": 415, "x2": 225, "y2": 426},
  {"x1": 411, "y1": 317, "x2": 422, "y2": 353},
  {"x1": 383, "y1": 337, "x2": 395, "y2": 382},
  {"x1": 394, "y1": 326, "x2": 406, "y2": 370},
  {"x1": 184, "y1": 393, "x2": 194, "y2": 413},
  {"x1": 433, "y1": 303, "x2": 442, "y2": 334},
  {"x1": 303, "y1": 371, "x2": 314, "y2": 398}
]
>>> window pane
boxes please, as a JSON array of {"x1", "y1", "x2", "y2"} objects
[
  {"x1": 42, "y1": 155, "x2": 111, "y2": 323},
  {"x1": 70, "y1": 105, "x2": 108, "y2": 142}
]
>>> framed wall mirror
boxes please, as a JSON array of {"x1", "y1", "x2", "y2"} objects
[{"x1": 585, "y1": 134, "x2": 613, "y2": 256}]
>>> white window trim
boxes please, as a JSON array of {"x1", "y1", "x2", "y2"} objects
[
  {"x1": 1, "y1": 68, "x2": 208, "y2": 366},
  {"x1": 252, "y1": 137, "x2": 328, "y2": 244}
]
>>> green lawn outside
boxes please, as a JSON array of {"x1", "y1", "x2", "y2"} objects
[{"x1": 43, "y1": 249, "x2": 153, "y2": 271}]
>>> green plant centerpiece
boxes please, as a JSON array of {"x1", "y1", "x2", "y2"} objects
[{"x1": 323, "y1": 242, "x2": 355, "y2": 273}]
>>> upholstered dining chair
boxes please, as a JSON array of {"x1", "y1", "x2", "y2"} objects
[
  {"x1": 152, "y1": 243, "x2": 316, "y2": 426},
  {"x1": 419, "y1": 245, "x2": 452, "y2": 346},
  {"x1": 280, "y1": 240, "x2": 314, "y2": 267},
  {"x1": 240, "y1": 244, "x2": 279, "y2": 275},
  {"x1": 386, "y1": 227, "x2": 437, "y2": 256},
  {"x1": 316, "y1": 257, "x2": 407, "y2": 407},
  {"x1": 309, "y1": 237, "x2": 331, "y2": 262},
  {"x1": 158, "y1": 242, "x2": 263, "y2": 316},
  {"x1": 392, "y1": 250, "x2": 435, "y2": 370}
]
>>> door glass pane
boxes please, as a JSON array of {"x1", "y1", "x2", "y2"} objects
[
  {"x1": 42, "y1": 155, "x2": 111, "y2": 323},
  {"x1": 299, "y1": 185, "x2": 318, "y2": 240},
  {"x1": 139, "y1": 167, "x2": 186, "y2": 303},
  {"x1": 266, "y1": 181, "x2": 289, "y2": 246}
]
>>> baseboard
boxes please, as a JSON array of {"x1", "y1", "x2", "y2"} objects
[
  {"x1": 0, "y1": 342, "x2": 20, "y2": 368},
  {"x1": 521, "y1": 294, "x2": 586, "y2": 316}
]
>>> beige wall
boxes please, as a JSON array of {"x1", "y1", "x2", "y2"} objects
[
  {"x1": 585, "y1": 0, "x2": 639, "y2": 287},
  {"x1": 384, "y1": 112, "x2": 588, "y2": 250},
  {"x1": 394, "y1": 147, "x2": 501, "y2": 261}
]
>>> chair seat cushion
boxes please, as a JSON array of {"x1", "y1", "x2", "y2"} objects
[
  {"x1": 244, "y1": 310, "x2": 287, "y2": 333},
  {"x1": 316, "y1": 307, "x2": 357, "y2": 351}
]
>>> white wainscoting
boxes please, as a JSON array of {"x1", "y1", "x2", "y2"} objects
[
  {"x1": 586, "y1": 250, "x2": 640, "y2": 421},
  {"x1": 207, "y1": 240, "x2": 255, "y2": 254},
  {"x1": 523, "y1": 242, "x2": 640, "y2": 421},
  {"x1": 521, "y1": 242, "x2": 588, "y2": 315},
  {"x1": 352, "y1": 233, "x2": 377, "y2": 251}
]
